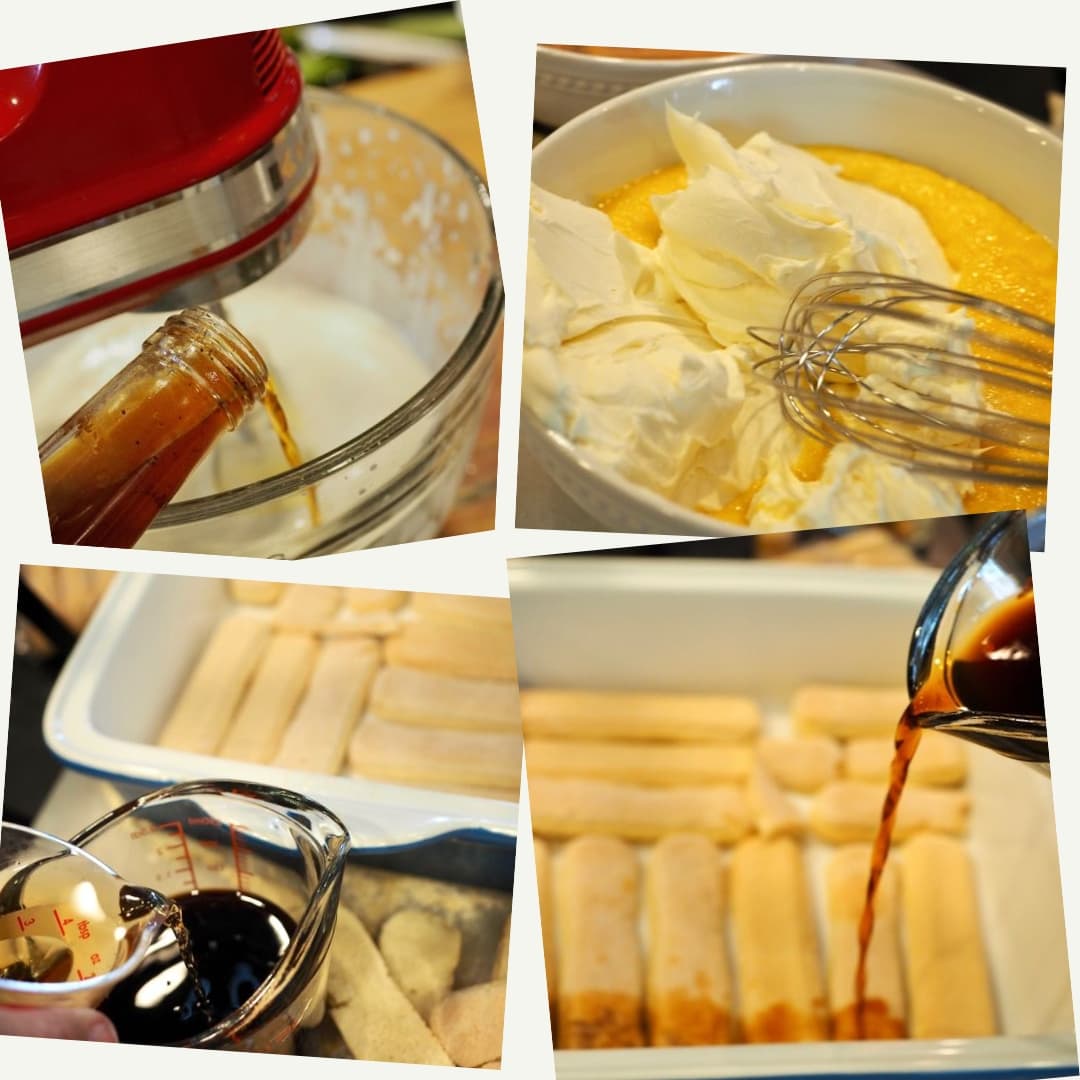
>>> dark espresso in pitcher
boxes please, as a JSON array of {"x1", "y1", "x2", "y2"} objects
[
  {"x1": 100, "y1": 890, "x2": 294, "y2": 1044},
  {"x1": 854, "y1": 586, "x2": 1043, "y2": 1037}
]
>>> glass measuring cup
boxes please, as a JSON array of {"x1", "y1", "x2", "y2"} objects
[
  {"x1": 1, "y1": 822, "x2": 171, "y2": 1008},
  {"x1": 907, "y1": 510, "x2": 1048, "y2": 771},
  {"x1": 68, "y1": 780, "x2": 350, "y2": 1052}
]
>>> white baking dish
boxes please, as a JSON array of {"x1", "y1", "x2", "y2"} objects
[
  {"x1": 43, "y1": 573, "x2": 519, "y2": 849},
  {"x1": 507, "y1": 556, "x2": 1076, "y2": 1078}
]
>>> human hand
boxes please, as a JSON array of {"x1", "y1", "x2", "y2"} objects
[{"x1": 0, "y1": 1006, "x2": 118, "y2": 1041}]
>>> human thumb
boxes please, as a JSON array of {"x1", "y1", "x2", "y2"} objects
[{"x1": 0, "y1": 1006, "x2": 119, "y2": 1042}]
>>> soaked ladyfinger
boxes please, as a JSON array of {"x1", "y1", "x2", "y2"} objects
[
  {"x1": 555, "y1": 835, "x2": 645, "y2": 1048},
  {"x1": 826, "y1": 845, "x2": 906, "y2": 1039},
  {"x1": 520, "y1": 690, "x2": 760, "y2": 742},
  {"x1": 646, "y1": 833, "x2": 733, "y2": 1045},
  {"x1": 534, "y1": 838, "x2": 557, "y2": 1010},
  {"x1": 730, "y1": 836, "x2": 829, "y2": 1042},
  {"x1": 901, "y1": 834, "x2": 997, "y2": 1038}
]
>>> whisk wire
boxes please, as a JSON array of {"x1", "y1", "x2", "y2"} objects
[{"x1": 750, "y1": 272, "x2": 1053, "y2": 487}]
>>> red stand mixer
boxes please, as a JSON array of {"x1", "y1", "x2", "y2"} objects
[{"x1": 0, "y1": 31, "x2": 319, "y2": 346}]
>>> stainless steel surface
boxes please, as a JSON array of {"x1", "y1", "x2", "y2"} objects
[
  {"x1": 12, "y1": 103, "x2": 318, "y2": 325},
  {"x1": 752, "y1": 271, "x2": 1054, "y2": 486}
]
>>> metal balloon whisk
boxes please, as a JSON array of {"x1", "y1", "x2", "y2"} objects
[{"x1": 750, "y1": 272, "x2": 1054, "y2": 486}]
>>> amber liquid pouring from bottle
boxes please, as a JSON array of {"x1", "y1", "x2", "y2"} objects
[
  {"x1": 853, "y1": 588, "x2": 1042, "y2": 1038},
  {"x1": 263, "y1": 376, "x2": 320, "y2": 528},
  {"x1": 39, "y1": 308, "x2": 317, "y2": 548}
]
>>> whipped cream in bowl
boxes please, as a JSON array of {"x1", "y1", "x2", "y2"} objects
[{"x1": 522, "y1": 62, "x2": 1061, "y2": 535}]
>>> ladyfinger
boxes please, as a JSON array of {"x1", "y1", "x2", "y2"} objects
[
  {"x1": 747, "y1": 759, "x2": 804, "y2": 838},
  {"x1": 729, "y1": 836, "x2": 829, "y2": 1042},
  {"x1": 791, "y1": 685, "x2": 908, "y2": 739},
  {"x1": 385, "y1": 615, "x2": 518, "y2": 682},
  {"x1": 348, "y1": 715, "x2": 522, "y2": 793},
  {"x1": 525, "y1": 738, "x2": 754, "y2": 786},
  {"x1": 901, "y1": 834, "x2": 997, "y2": 1038},
  {"x1": 646, "y1": 833, "x2": 733, "y2": 1045},
  {"x1": 808, "y1": 781, "x2": 970, "y2": 844},
  {"x1": 272, "y1": 638, "x2": 381, "y2": 774},
  {"x1": 529, "y1": 777, "x2": 752, "y2": 843},
  {"x1": 344, "y1": 588, "x2": 409, "y2": 613},
  {"x1": 228, "y1": 579, "x2": 285, "y2": 606},
  {"x1": 271, "y1": 584, "x2": 343, "y2": 631},
  {"x1": 843, "y1": 731, "x2": 967, "y2": 787},
  {"x1": 758, "y1": 735, "x2": 841, "y2": 792},
  {"x1": 157, "y1": 613, "x2": 271, "y2": 755},
  {"x1": 218, "y1": 631, "x2": 319, "y2": 764},
  {"x1": 371, "y1": 666, "x2": 521, "y2": 732},
  {"x1": 826, "y1": 845, "x2": 906, "y2": 1039},
  {"x1": 410, "y1": 593, "x2": 513, "y2": 626},
  {"x1": 520, "y1": 690, "x2": 761, "y2": 742},
  {"x1": 555, "y1": 835, "x2": 645, "y2": 1048}
]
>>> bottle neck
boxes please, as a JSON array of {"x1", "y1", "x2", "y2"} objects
[{"x1": 142, "y1": 308, "x2": 268, "y2": 428}]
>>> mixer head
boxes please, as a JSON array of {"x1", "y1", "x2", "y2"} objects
[{"x1": 0, "y1": 31, "x2": 319, "y2": 346}]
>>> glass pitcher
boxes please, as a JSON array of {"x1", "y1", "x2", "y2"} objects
[
  {"x1": 907, "y1": 510, "x2": 1048, "y2": 772},
  {"x1": 5, "y1": 781, "x2": 349, "y2": 1053}
]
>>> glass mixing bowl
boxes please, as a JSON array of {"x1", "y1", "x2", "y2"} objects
[{"x1": 25, "y1": 88, "x2": 503, "y2": 558}]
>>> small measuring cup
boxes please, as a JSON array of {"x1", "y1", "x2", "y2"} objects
[
  {"x1": 1, "y1": 822, "x2": 172, "y2": 1007},
  {"x1": 907, "y1": 509, "x2": 1048, "y2": 771},
  {"x1": 69, "y1": 780, "x2": 349, "y2": 1052}
]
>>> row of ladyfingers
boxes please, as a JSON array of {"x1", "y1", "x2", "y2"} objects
[
  {"x1": 535, "y1": 832, "x2": 997, "y2": 1049},
  {"x1": 523, "y1": 685, "x2": 970, "y2": 844},
  {"x1": 155, "y1": 584, "x2": 523, "y2": 799}
]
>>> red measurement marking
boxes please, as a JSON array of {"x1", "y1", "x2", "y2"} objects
[
  {"x1": 53, "y1": 908, "x2": 69, "y2": 936},
  {"x1": 158, "y1": 821, "x2": 197, "y2": 890},
  {"x1": 76, "y1": 968, "x2": 87, "y2": 980},
  {"x1": 16, "y1": 914, "x2": 33, "y2": 932},
  {"x1": 268, "y1": 1014, "x2": 301, "y2": 1047},
  {"x1": 229, "y1": 825, "x2": 249, "y2": 893}
]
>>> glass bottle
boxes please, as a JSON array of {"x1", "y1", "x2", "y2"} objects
[{"x1": 38, "y1": 308, "x2": 268, "y2": 548}]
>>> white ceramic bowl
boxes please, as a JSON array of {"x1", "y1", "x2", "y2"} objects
[
  {"x1": 524, "y1": 61, "x2": 1062, "y2": 537},
  {"x1": 534, "y1": 46, "x2": 761, "y2": 128}
]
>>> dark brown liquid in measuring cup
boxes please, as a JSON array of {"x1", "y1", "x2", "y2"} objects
[
  {"x1": 100, "y1": 890, "x2": 294, "y2": 1045},
  {"x1": 853, "y1": 588, "x2": 1042, "y2": 1038}
]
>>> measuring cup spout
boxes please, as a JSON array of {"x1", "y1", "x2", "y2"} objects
[
  {"x1": 1, "y1": 822, "x2": 170, "y2": 1009},
  {"x1": 906, "y1": 510, "x2": 1049, "y2": 772},
  {"x1": 920, "y1": 709, "x2": 1050, "y2": 774}
]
